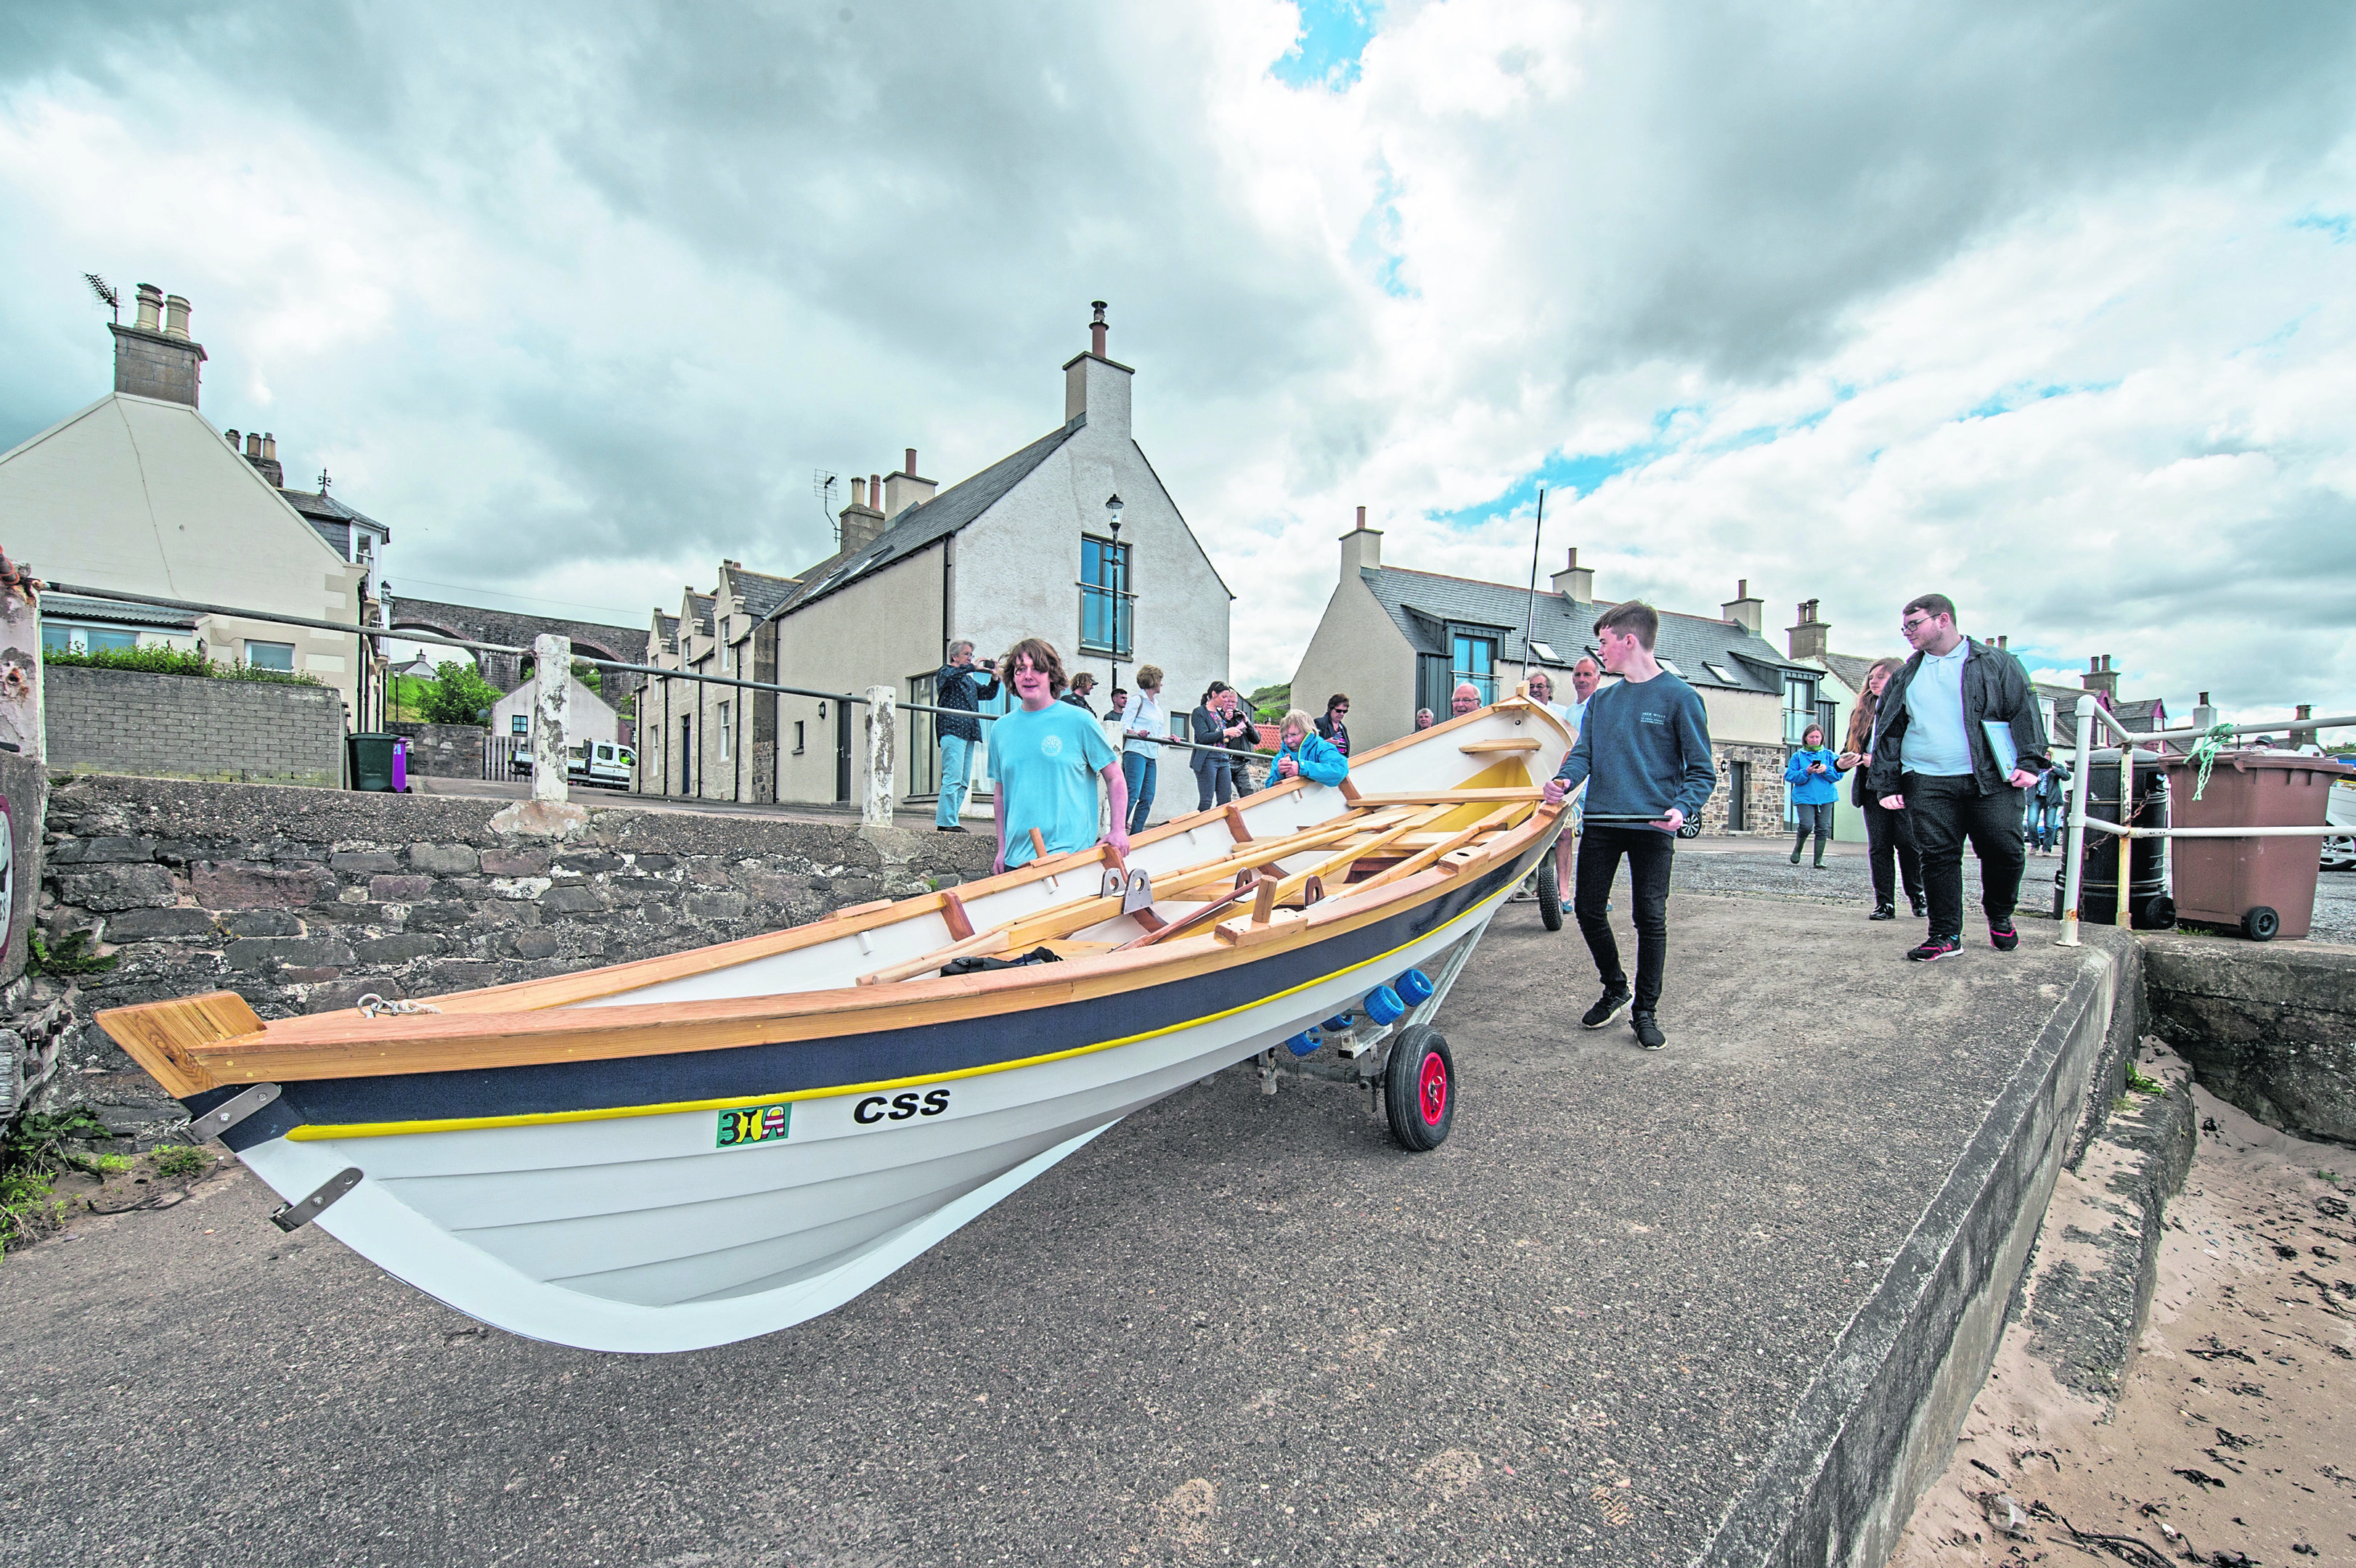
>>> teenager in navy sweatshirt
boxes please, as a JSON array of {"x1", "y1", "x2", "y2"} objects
[{"x1": 1541, "y1": 601, "x2": 1716, "y2": 1050}]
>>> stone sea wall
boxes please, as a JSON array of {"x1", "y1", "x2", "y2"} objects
[{"x1": 33, "y1": 773, "x2": 995, "y2": 1146}]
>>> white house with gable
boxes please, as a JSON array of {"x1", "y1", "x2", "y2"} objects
[{"x1": 758, "y1": 303, "x2": 1234, "y2": 821}]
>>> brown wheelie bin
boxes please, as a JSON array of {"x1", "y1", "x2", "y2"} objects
[{"x1": 2159, "y1": 752, "x2": 2346, "y2": 940}]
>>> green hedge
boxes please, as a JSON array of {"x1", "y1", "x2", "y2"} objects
[{"x1": 44, "y1": 645, "x2": 322, "y2": 684}]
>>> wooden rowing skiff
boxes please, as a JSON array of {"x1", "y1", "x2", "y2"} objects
[{"x1": 99, "y1": 698, "x2": 1572, "y2": 1352}]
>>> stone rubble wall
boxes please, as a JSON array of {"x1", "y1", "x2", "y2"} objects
[
  {"x1": 33, "y1": 772, "x2": 995, "y2": 1148},
  {"x1": 385, "y1": 720, "x2": 486, "y2": 780}
]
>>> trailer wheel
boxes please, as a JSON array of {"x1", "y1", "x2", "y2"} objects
[
  {"x1": 2241, "y1": 905, "x2": 2279, "y2": 942},
  {"x1": 1384, "y1": 1025, "x2": 1455, "y2": 1151},
  {"x1": 1535, "y1": 856, "x2": 1564, "y2": 931}
]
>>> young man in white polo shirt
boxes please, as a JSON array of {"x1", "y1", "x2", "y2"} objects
[{"x1": 1867, "y1": 593, "x2": 2049, "y2": 961}]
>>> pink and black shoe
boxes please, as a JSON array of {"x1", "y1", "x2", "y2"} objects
[
  {"x1": 1905, "y1": 934, "x2": 1963, "y2": 962},
  {"x1": 1989, "y1": 921, "x2": 2019, "y2": 952}
]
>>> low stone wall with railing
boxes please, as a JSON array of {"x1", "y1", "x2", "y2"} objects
[{"x1": 32, "y1": 772, "x2": 995, "y2": 1147}]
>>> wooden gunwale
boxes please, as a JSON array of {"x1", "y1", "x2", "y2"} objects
[
  {"x1": 123, "y1": 802, "x2": 1560, "y2": 1089},
  {"x1": 97, "y1": 703, "x2": 1573, "y2": 1095}
]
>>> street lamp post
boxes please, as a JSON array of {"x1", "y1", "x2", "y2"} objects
[{"x1": 1104, "y1": 493, "x2": 1125, "y2": 695}]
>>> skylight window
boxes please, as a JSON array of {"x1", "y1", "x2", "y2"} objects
[
  {"x1": 1657, "y1": 657, "x2": 1684, "y2": 677},
  {"x1": 1529, "y1": 640, "x2": 1561, "y2": 664},
  {"x1": 1703, "y1": 662, "x2": 1736, "y2": 685}
]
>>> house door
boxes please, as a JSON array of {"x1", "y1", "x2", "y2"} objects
[
  {"x1": 834, "y1": 701, "x2": 853, "y2": 803},
  {"x1": 679, "y1": 716, "x2": 693, "y2": 795},
  {"x1": 1727, "y1": 760, "x2": 1749, "y2": 831}
]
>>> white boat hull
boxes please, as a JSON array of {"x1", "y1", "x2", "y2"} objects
[{"x1": 237, "y1": 890, "x2": 1514, "y2": 1352}]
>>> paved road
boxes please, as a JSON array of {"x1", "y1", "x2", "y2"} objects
[{"x1": 0, "y1": 891, "x2": 2104, "y2": 1567}]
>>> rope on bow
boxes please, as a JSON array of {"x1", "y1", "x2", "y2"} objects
[
  {"x1": 2182, "y1": 720, "x2": 2239, "y2": 802},
  {"x1": 356, "y1": 993, "x2": 441, "y2": 1018}
]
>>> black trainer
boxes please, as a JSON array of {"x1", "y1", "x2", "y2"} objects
[
  {"x1": 1906, "y1": 934, "x2": 1963, "y2": 962},
  {"x1": 1989, "y1": 921, "x2": 2020, "y2": 952},
  {"x1": 1581, "y1": 985, "x2": 1633, "y2": 1029},
  {"x1": 1909, "y1": 894, "x2": 1928, "y2": 918},
  {"x1": 1870, "y1": 903, "x2": 1897, "y2": 921},
  {"x1": 1631, "y1": 1012, "x2": 1666, "y2": 1050}
]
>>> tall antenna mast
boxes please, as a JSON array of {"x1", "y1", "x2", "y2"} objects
[{"x1": 1519, "y1": 486, "x2": 1547, "y2": 694}]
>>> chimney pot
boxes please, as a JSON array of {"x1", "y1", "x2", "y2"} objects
[
  {"x1": 853, "y1": 476, "x2": 867, "y2": 507},
  {"x1": 163, "y1": 294, "x2": 192, "y2": 340},
  {"x1": 134, "y1": 284, "x2": 163, "y2": 332},
  {"x1": 225, "y1": 428, "x2": 240, "y2": 446},
  {"x1": 1356, "y1": 505, "x2": 1366, "y2": 528},
  {"x1": 1089, "y1": 300, "x2": 1109, "y2": 359},
  {"x1": 246, "y1": 433, "x2": 262, "y2": 459},
  {"x1": 1737, "y1": 579, "x2": 1747, "y2": 599},
  {"x1": 905, "y1": 447, "x2": 918, "y2": 475},
  {"x1": 261, "y1": 433, "x2": 275, "y2": 461}
]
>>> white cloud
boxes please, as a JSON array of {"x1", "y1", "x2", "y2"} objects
[{"x1": 2, "y1": 1, "x2": 2352, "y2": 728}]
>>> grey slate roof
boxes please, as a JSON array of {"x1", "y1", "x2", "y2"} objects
[
  {"x1": 1818, "y1": 651, "x2": 1889, "y2": 694},
  {"x1": 1361, "y1": 566, "x2": 1806, "y2": 694},
  {"x1": 682, "y1": 592, "x2": 714, "y2": 640},
  {"x1": 44, "y1": 592, "x2": 197, "y2": 630},
  {"x1": 651, "y1": 611, "x2": 679, "y2": 655},
  {"x1": 280, "y1": 486, "x2": 390, "y2": 542},
  {"x1": 727, "y1": 566, "x2": 798, "y2": 623},
  {"x1": 775, "y1": 421, "x2": 1083, "y2": 619}
]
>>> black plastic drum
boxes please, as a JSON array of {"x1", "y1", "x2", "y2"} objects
[{"x1": 2055, "y1": 749, "x2": 2173, "y2": 928}]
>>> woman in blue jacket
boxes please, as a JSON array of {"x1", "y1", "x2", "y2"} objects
[
  {"x1": 1268, "y1": 709, "x2": 1350, "y2": 789},
  {"x1": 1785, "y1": 723, "x2": 1846, "y2": 868}
]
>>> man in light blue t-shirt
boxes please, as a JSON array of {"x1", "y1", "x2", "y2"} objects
[{"x1": 988, "y1": 638, "x2": 1127, "y2": 874}]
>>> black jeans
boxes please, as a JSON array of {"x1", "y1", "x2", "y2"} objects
[
  {"x1": 1901, "y1": 772, "x2": 2028, "y2": 941},
  {"x1": 1573, "y1": 826, "x2": 1675, "y2": 1013},
  {"x1": 1862, "y1": 794, "x2": 1923, "y2": 907}
]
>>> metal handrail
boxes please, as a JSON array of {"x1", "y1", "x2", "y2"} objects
[
  {"x1": 2056, "y1": 694, "x2": 2352, "y2": 946},
  {"x1": 40, "y1": 579, "x2": 1276, "y2": 765}
]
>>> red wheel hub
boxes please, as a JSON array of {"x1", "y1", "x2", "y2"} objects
[{"x1": 1417, "y1": 1050, "x2": 1448, "y2": 1126}]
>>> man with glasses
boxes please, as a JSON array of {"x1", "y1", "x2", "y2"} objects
[{"x1": 1867, "y1": 594, "x2": 2048, "y2": 961}]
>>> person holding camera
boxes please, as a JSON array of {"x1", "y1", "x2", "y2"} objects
[
  {"x1": 1785, "y1": 723, "x2": 1846, "y2": 868},
  {"x1": 932, "y1": 639, "x2": 998, "y2": 833}
]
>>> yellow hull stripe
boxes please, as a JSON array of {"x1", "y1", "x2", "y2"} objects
[{"x1": 285, "y1": 893, "x2": 1503, "y2": 1142}]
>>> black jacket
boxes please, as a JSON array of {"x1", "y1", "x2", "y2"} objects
[
  {"x1": 1867, "y1": 638, "x2": 2051, "y2": 799},
  {"x1": 933, "y1": 661, "x2": 1000, "y2": 744}
]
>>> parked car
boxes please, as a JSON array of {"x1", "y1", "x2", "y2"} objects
[
  {"x1": 2324, "y1": 777, "x2": 2356, "y2": 872},
  {"x1": 513, "y1": 740, "x2": 637, "y2": 791}
]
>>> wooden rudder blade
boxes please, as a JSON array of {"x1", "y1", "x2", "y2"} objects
[{"x1": 94, "y1": 991, "x2": 263, "y2": 1098}]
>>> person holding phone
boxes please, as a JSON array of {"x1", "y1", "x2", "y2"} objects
[{"x1": 1785, "y1": 723, "x2": 1845, "y2": 868}]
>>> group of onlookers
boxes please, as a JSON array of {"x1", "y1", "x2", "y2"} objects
[{"x1": 937, "y1": 584, "x2": 2050, "y2": 1062}]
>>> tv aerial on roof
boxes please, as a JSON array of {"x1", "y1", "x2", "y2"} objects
[{"x1": 812, "y1": 470, "x2": 839, "y2": 542}]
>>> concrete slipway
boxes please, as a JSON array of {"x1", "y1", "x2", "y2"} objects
[{"x1": 1, "y1": 892, "x2": 2139, "y2": 1567}]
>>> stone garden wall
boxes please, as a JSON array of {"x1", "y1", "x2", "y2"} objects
[{"x1": 33, "y1": 773, "x2": 995, "y2": 1147}]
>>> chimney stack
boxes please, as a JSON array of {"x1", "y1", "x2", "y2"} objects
[
  {"x1": 2193, "y1": 691, "x2": 2217, "y2": 733},
  {"x1": 882, "y1": 451, "x2": 937, "y2": 518},
  {"x1": 235, "y1": 430, "x2": 285, "y2": 487},
  {"x1": 1551, "y1": 547, "x2": 1594, "y2": 603},
  {"x1": 839, "y1": 478, "x2": 887, "y2": 553},
  {"x1": 110, "y1": 284, "x2": 206, "y2": 407},
  {"x1": 1995, "y1": 634, "x2": 2008, "y2": 650},
  {"x1": 2080, "y1": 655, "x2": 2118, "y2": 703},
  {"x1": 1340, "y1": 509, "x2": 1382, "y2": 577},
  {"x1": 1785, "y1": 598, "x2": 1830, "y2": 661},
  {"x1": 2291, "y1": 702, "x2": 2319, "y2": 751},
  {"x1": 1722, "y1": 579, "x2": 1764, "y2": 637},
  {"x1": 1063, "y1": 301, "x2": 1135, "y2": 436}
]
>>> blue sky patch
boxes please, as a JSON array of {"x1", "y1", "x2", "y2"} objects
[
  {"x1": 1962, "y1": 380, "x2": 2118, "y2": 421},
  {"x1": 2291, "y1": 209, "x2": 2352, "y2": 243},
  {"x1": 1273, "y1": 0, "x2": 1379, "y2": 89}
]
